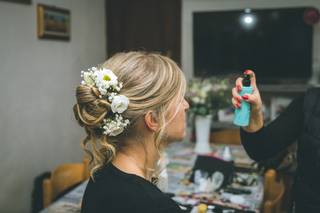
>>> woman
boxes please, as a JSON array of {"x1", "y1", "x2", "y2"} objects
[
  {"x1": 232, "y1": 70, "x2": 320, "y2": 212},
  {"x1": 73, "y1": 51, "x2": 189, "y2": 213}
]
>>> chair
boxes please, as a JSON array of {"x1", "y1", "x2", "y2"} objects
[
  {"x1": 83, "y1": 157, "x2": 90, "y2": 179},
  {"x1": 42, "y1": 159, "x2": 90, "y2": 207},
  {"x1": 263, "y1": 169, "x2": 285, "y2": 213}
]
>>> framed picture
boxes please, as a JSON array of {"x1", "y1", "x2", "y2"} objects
[{"x1": 37, "y1": 4, "x2": 71, "y2": 41}]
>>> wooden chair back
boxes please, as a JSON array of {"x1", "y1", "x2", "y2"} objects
[
  {"x1": 263, "y1": 169, "x2": 285, "y2": 213},
  {"x1": 43, "y1": 159, "x2": 89, "y2": 207}
]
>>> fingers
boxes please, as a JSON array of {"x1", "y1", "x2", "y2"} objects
[
  {"x1": 232, "y1": 77, "x2": 243, "y2": 109},
  {"x1": 242, "y1": 93, "x2": 259, "y2": 105},
  {"x1": 232, "y1": 87, "x2": 241, "y2": 100},
  {"x1": 235, "y1": 77, "x2": 243, "y2": 91},
  {"x1": 232, "y1": 70, "x2": 260, "y2": 109},
  {"x1": 232, "y1": 97, "x2": 241, "y2": 108},
  {"x1": 232, "y1": 87, "x2": 242, "y2": 108},
  {"x1": 233, "y1": 93, "x2": 260, "y2": 108}
]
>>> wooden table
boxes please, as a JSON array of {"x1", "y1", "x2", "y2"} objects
[
  {"x1": 165, "y1": 142, "x2": 263, "y2": 212},
  {"x1": 41, "y1": 142, "x2": 263, "y2": 213}
]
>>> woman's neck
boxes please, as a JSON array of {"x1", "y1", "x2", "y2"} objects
[{"x1": 112, "y1": 139, "x2": 159, "y2": 180}]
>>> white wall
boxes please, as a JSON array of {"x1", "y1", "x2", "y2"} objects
[
  {"x1": 182, "y1": 0, "x2": 320, "y2": 83},
  {"x1": 0, "y1": 0, "x2": 106, "y2": 212}
]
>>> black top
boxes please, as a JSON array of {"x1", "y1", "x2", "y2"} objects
[
  {"x1": 81, "y1": 163, "x2": 184, "y2": 213},
  {"x1": 240, "y1": 94, "x2": 304, "y2": 161}
]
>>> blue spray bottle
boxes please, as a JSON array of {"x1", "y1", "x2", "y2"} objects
[{"x1": 233, "y1": 74, "x2": 253, "y2": 127}]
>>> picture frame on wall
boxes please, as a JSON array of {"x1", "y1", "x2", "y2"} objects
[{"x1": 37, "y1": 4, "x2": 71, "y2": 41}]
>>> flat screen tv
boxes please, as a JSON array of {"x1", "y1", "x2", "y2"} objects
[{"x1": 193, "y1": 7, "x2": 314, "y2": 84}]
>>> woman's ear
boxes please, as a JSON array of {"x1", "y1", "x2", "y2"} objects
[{"x1": 144, "y1": 111, "x2": 159, "y2": 132}]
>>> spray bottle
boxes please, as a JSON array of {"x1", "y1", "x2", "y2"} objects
[{"x1": 233, "y1": 74, "x2": 253, "y2": 127}]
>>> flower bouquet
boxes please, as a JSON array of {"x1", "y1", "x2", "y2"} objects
[{"x1": 186, "y1": 77, "x2": 230, "y2": 154}]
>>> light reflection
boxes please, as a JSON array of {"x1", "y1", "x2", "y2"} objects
[{"x1": 240, "y1": 8, "x2": 257, "y2": 29}]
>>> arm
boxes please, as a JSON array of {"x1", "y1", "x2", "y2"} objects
[{"x1": 241, "y1": 95, "x2": 304, "y2": 161}]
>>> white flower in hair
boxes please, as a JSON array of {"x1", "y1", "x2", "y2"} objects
[
  {"x1": 81, "y1": 66, "x2": 130, "y2": 136},
  {"x1": 94, "y1": 68, "x2": 118, "y2": 95},
  {"x1": 111, "y1": 95, "x2": 129, "y2": 113}
]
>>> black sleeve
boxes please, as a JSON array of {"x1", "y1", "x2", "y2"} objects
[{"x1": 240, "y1": 94, "x2": 304, "y2": 161}]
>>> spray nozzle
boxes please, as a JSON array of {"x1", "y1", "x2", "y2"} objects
[{"x1": 243, "y1": 74, "x2": 251, "y2": 87}]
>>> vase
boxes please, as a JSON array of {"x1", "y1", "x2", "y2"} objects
[{"x1": 194, "y1": 115, "x2": 212, "y2": 154}]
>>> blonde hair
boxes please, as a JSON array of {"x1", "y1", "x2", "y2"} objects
[{"x1": 73, "y1": 51, "x2": 186, "y2": 178}]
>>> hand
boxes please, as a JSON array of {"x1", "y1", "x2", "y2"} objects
[
  {"x1": 231, "y1": 70, "x2": 264, "y2": 132},
  {"x1": 231, "y1": 70, "x2": 262, "y2": 112}
]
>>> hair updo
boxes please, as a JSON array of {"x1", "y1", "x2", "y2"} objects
[{"x1": 73, "y1": 51, "x2": 186, "y2": 177}]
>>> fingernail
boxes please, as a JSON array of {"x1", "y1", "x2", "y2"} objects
[
  {"x1": 236, "y1": 96, "x2": 241, "y2": 102},
  {"x1": 244, "y1": 69, "x2": 252, "y2": 74},
  {"x1": 242, "y1": 95, "x2": 248, "y2": 100},
  {"x1": 237, "y1": 85, "x2": 242, "y2": 91},
  {"x1": 237, "y1": 103, "x2": 241, "y2": 108}
]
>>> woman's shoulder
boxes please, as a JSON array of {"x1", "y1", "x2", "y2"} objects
[
  {"x1": 82, "y1": 163, "x2": 183, "y2": 212},
  {"x1": 85, "y1": 163, "x2": 154, "y2": 193}
]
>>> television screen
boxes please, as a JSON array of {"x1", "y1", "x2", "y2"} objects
[{"x1": 193, "y1": 7, "x2": 313, "y2": 83}]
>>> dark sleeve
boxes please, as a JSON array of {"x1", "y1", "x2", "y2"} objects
[{"x1": 240, "y1": 94, "x2": 304, "y2": 161}]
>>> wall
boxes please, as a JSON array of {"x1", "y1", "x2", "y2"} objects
[
  {"x1": 0, "y1": 0, "x2": 106, "y2": 212},
  {"x1": 182, "y1": 0, "x2": 320, "y2": 82}
]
